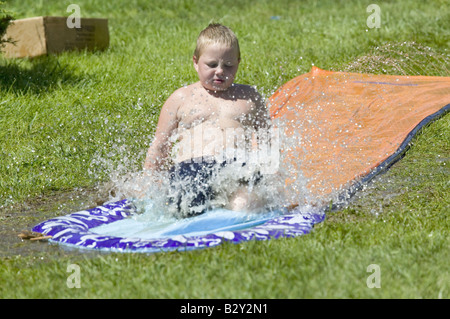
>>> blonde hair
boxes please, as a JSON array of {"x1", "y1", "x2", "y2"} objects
[{"x1": 194, "y1": 23, "x2": 240, "y2": 61}]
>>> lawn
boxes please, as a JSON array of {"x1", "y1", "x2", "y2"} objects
[{"x1": 0, "y1": 0, "x2": 448, "y2": 299}]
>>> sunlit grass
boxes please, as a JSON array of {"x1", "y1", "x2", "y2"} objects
[{"x1": 0, "y1": 0, "x2": 448, "y2": 299}]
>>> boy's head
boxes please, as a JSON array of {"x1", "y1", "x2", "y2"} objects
[
  {"x1": 194, "y1": 23, "x2": 240, "y2": 62},
  {"x1": 193, "y1": 24, "x2": 241, "y2": 92}
]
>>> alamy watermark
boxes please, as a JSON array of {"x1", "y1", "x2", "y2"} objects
[
  {"x1": 173, "y1": 126, "x2": 281, "y2": 174},
  {"x1": 366, "y1": 264, "x2": 381, "y2": 288},
  {"x1": 67, "y1": 4, "x2": 81, "y2": 29},
  {"x1": 67, "y1": 264, "x2": 81, "y2": 288},
  {"x1": 366, "y1": 4, "x2": 381, "y2": 29}
]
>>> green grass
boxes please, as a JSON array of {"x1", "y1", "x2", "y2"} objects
[{"x1": 0, "y1": 0, "x2": 449, "y2": 299}]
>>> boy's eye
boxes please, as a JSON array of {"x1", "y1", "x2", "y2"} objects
[{"x1": 206, "y1": 62, "x2": 234, "y2": 68}]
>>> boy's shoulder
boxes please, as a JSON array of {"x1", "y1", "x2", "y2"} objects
[
  {"x1": 169, "y1": 82, "x2": 202, "y2": 99},
  {"x1": 232, "y1": 83, "x2": 258, "y2": 93},
  {"x1": 231, "y1": 83, "x2": 263, "y2": 101},
  {"x1": 169, "y1": 82, "x2": 262, "y2": 101}
]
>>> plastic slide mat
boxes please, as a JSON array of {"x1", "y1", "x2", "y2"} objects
[{"x1": 32, "y1": 67, "x2": 450, "y2": 253}]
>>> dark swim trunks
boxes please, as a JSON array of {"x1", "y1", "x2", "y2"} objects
[{"x1": 167, "y1": 157, "x2": 261, "y2": 218}]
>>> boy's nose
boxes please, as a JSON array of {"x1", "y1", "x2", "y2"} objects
[{"x1": 215, "y1": 66, "x2": 224, "y2": 75}]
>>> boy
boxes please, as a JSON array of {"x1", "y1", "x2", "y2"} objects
[{"x1": 143, "y1": 23, "x2": 272, "y2": 217}]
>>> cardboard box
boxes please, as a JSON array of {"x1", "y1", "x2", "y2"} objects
[{"x1": 1, "y1": 16, "x2": 109, "y2": 58}]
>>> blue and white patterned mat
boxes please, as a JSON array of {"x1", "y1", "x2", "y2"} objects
[{"x1": 32, "y1": 199, "x2": 325, "y2": 253}]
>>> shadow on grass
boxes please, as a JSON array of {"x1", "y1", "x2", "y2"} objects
[{"x1": 0, "y1": 55, "x2": 88, "y2": 95}]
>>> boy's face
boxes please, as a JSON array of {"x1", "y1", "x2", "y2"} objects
[{"x1": 193, "y1": 43, "x2": 240, "y2": 92}]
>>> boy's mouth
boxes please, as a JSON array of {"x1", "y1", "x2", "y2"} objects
[{"x1": 212, "y1": 78, "x2": 225, "y2": 84}]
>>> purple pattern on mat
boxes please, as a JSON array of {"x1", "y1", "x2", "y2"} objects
[{"x1": 32, "y1": 199, "x2": 325, "y2": 253}]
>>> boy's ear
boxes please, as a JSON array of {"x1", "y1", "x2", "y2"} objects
[{"x1": 193, "y1": 55, "x2": 199, "y2": 71}]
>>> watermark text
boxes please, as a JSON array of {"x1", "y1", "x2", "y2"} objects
[
  {"x1": 67, "y1": 4, "x2": 81, "y2": 29},
  {"x1": 67, "y1": 263, "x2": 81, "y2": 288},
  {"x1": 366, "y1": 4, "x2": 381, "y2": 29},
  {"x1": 366, "y1": 264, "x2": 381, "y2": 288}
]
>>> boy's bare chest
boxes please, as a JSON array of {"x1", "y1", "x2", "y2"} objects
[{"x1": 177, "y1": 98, "x2": 253, "y2": 129}]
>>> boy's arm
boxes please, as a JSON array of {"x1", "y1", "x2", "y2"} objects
[
  {"x1": 250, "y1": 88, "x2": 271, "y2": 133},
  {"x1": 250, "y1": 89, "x2": 279, "y2": 175},
  {"x1": 143, "y1": 91, "x2": 181, "y2": 171},
  {"x1": 248, "y1": 87, "x2": 273, "y2": 152}
]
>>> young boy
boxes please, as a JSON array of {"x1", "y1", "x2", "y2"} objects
[{"x1": 143, "y1": 23, "x2": 272, "y2": 217}]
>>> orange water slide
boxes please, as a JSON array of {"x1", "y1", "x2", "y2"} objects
[{"x1": 269, "y1": 67, "x2": 450, "y2": 205}]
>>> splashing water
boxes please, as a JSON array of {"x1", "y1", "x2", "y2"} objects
[
  {"x1": 92, "y1": 42, "x2": 448, "y2": 221},
  {"x1": 90, "y1": 116, "x2": 311, "y2": 224}
]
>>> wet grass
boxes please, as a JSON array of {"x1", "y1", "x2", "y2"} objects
[
  {"x1": 1, "y1": 130, "x2": 448, "y2": 298},
  {"x1": 0, "y1": 0, "x2": 449, "y2": 299}
]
